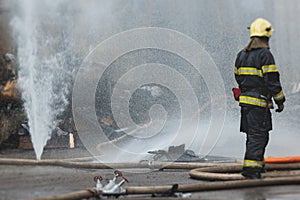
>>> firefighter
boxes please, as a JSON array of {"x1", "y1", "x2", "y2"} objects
[{"x1": 233, "y1": 18, "x2": 286, "y2": 179}]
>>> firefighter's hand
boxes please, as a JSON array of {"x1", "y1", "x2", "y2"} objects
[{"x1": 275, "y1": 104, "x2": 284, "y2": 112}]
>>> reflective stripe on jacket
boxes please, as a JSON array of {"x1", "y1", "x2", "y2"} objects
[{"x1": 239, "y1": 95, "x2": 273, "y2": 108}]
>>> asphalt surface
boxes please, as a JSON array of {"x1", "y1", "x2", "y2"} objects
[{"x1": 1, "y1": 148, "x2": 300, "y2": 200}]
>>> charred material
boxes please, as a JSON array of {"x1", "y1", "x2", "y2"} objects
[{"x1": 148, "y1": 144, "x2": 236, "y2": 163}]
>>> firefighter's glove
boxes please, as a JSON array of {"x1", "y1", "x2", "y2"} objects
[{"x1": 275, "y1": 104, "x2": 284, "y2": 113}]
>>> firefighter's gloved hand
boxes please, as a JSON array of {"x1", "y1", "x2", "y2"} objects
[{"x1": 275, "y1": 104, "x2": 284, "y2": 112}]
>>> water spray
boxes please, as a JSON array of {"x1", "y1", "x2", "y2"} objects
[{"x1": 11, "y1": 0, "x2": 77, "y2": 159}]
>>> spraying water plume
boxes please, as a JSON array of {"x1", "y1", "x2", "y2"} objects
[{"x1": 11, "y1": 0, "x2": 77, "y2": 159}]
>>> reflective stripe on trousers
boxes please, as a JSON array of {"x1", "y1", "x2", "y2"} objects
[{"x1": 243, "y1": 159, "x2": 264, "y2": 168}]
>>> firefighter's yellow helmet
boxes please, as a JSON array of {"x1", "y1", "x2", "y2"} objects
[{"x1": 248, "y1": 18, "x2": 274, "y2": 38}]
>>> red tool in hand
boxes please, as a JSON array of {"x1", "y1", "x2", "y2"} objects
[{"x1": 232, "y1": 87, "x2": 241, "y2": 101}]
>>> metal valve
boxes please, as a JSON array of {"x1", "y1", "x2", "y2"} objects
[
  {"x1": 93, "y1": 175, "x2": 103, "y2": 190},
  {"x1": 114, "y1": 170, "x2": 129, "y2": 183},
  {"x1": 100, "y1": 170, "x2": 128, "y2": 195}
]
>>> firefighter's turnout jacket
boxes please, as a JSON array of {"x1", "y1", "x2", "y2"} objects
[
  {"x1": 234, "y1": 48, "x2": 285, "y2": 108},
  {"x1": 234, "y1": 46, "x2": 286, "y2": 174}
]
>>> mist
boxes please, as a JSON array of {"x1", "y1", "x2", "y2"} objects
[{"x1": 11, "y1": 0, "x2": 300, "y2": 161}]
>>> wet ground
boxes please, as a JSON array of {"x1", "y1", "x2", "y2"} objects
[{"x1": 1, "y1": 148, "x2": 300, "y2": 200}]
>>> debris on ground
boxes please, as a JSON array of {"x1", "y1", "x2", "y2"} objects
[{"x1": 148, "y1": 144, "x2": 236, "y2": 163}]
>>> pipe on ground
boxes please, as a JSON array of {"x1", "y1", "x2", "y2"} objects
[
  {"x1": 33, "y1": 176, "x2": 300, "y2": 200},
  {"x1": 126, "y1": 176, "x2": 300, "y2": 193},
  {"x1": 31, "y1": 189, "x2": 101, "y2": 200},
  {"x1": 265, "y1": 156, "x2": 300, "y2": 163},
  {"x1": 0, "y1": 158, "x2": 233, "y2": 169},
  {"x1": 189, "y1": 163, "x2": 300, "y2": 180},
  {"x1": 3, "y1": 158, "x2": 300, "y2": 199}
]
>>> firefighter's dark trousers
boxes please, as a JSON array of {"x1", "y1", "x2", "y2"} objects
[{"x1": 240, "y1": 106, "x2": 272, "y2": 171}]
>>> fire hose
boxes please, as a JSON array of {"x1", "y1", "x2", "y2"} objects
[
  {"x1": 26, "y1": 176, "x2": 300, "y2": 200},
  {"x1": 1, "y1": 157, "x2": 300, "y2": 199},
  {"x1": 0, "y1": 158, "x2": 228, "y2": 169}
]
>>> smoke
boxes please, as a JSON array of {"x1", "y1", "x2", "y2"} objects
[{"x1": 10, "y1": 0, "x2": 300, "y2": 161}]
